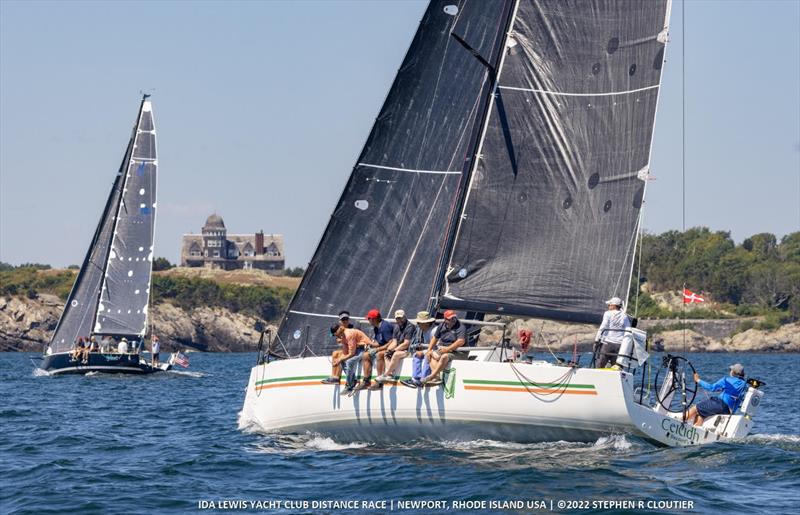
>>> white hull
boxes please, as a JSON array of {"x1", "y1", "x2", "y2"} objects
[{"x1": 239, "y1": 356, "x2": 637, "y2": 443}]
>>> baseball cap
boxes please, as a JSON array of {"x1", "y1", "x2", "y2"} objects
[
  {"x1": 729, "y1": 363, "x2": 745, "y2": 378},
  {"x1": 444, "y1": 310, "x2": 457, "y2": 320},
  {"x1": 338, "y1": 311, "x2": 350, "y2": 320},
  {"x1": 366, "y1": 309, "x2": 381, "y2": 320},
  {"x1": 605, "y1": 297, "x2": 623, "y2": 306},
  {"x1": 394, "y1": 309, "x2": 406, "y2": 319}
]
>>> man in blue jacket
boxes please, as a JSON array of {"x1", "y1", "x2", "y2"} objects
[{"x1": 685, "y1": 363, "x2": 748, "y2": 426}]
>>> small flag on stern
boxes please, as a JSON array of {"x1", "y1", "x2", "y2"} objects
[
  {"x1": 174, "y1": 352, "x2": 190, "y2": 368},
  {"x1": 683, "y1": 288, "x2": 705, "y2": 304}
]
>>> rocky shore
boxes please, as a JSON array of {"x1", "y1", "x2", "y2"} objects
[
  {"x1": 2, "y1": 294, "x2": 798, "y2": 353},
  {"x1": 0, "y1": 295, "x2": 267, "y2": 353}
]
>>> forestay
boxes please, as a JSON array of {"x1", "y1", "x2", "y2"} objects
[
  {"x1": 443, "y1": 0, "x2": 670, "y2": 323},
  {"x1": 278, "y1": 0, "x2": 514, "y2": 355},
  {"x1": 94, "y1": 99, "x2": 158, "y2": 337}
]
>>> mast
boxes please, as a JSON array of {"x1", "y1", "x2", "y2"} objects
[{"x1": 428, "y1": 0, "x2": 520, "y2": 313}]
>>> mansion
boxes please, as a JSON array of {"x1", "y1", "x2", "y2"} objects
[{"x1": 180, "y1": 214, "x2": 285, "y2": 271}]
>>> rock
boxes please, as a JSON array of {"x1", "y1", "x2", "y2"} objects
[{"x1": 0, "y1": 295, "x2": 268, "y2": 353}]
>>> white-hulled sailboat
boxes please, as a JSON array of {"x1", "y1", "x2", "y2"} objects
[
  {"x1": 38, "y1": 96, "x2": 175, "y2": 375},
  {"x1": 239, "y1": 0, "x2": 765, "y2": 446}
]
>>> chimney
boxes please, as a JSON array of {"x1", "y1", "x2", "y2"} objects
[{"x1": 255, "y1": 230, "x2": 264, "y2": 255}]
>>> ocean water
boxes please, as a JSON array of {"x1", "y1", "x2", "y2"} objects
[{"x1": 1, "y1": 351, "x2": 798, "y2": 514}]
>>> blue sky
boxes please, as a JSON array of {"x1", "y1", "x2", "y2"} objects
[{"x1": 1, "y1": 0, "x2": 798, "y2": 268}]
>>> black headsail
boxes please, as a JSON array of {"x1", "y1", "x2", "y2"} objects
[
  {"x1": 48, "y1": 99, "x2": 149, "y2": 353},
  {"x1": 442, "y1": 0, "x2": 671, "y2": 324},
  {"x1": 93, "y1": 97, "x2": 158, "y2": 338},
  {"x1": 278, "y1": 0, "x2": 515, "y2": 356}
]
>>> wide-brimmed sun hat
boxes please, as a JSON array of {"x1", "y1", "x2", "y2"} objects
[{"x1": 414, "y1": 311, "x2": 435, "y2": 323}]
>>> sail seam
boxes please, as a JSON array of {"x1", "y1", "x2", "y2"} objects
[
  {"x1": 498, "y1": 84, "x2": 660, "y2": 97},
  {"x1": 357, "y1": 163, "x2": 461, "y2": 175}
]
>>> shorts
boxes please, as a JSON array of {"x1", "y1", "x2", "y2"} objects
[
  {"x1": 696, "y1": 397, "x2": 731, "y2": 418},
  {"x1": 153, "y1": 352, "x2": 160, "y2": 360}
]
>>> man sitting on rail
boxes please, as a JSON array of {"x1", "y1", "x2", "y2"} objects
[
  {"x1": 400, "y1": 311, "x2": 437, "y2": 388},
  {"x1": 422, "y1": 310, "x2": 465, "y2": 386},
  {"x1": 321, "y1": 326, "x2": 371, "y2": 395},
  {"x1": 354, "y1": 309, "x2": 394, "y2": 391},
  {"x1": 374, "y1": 309, "x2": 415, "y2": 388}
]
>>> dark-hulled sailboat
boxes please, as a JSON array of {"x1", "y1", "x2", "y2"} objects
[
  {"x1": 240, "y1": 1, "x2": 767, "y2": 446},
  {"x1": 40, "y1": 96, "x2": 170, "y2": 375}
]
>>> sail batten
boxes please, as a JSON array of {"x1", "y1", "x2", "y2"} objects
[{"x1": 443, "y1": 0, "x2": 671, "y2": 324}]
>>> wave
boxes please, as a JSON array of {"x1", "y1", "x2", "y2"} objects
[
  {"x1": 31, "y1": 368, "x2": 51, "y2": 377},
  {"x1": 166, "y1": 369, "x2": 206, "y2": 378}
]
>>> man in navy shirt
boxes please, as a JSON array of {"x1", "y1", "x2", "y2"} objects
[
  {"x1": 685, "y1": 363, "x2": 748, "y2": 426},
  {"x1": 355, "y1": 309, "x2": 394, "y2": 390},
  {"x1": 423, "y1": 310, "x2": 466, "y2": 386}
]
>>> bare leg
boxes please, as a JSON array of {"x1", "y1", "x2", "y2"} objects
[
  {"x1": 385, "y1": 350, "x2": 407, "y2": 377},
  {"x1": 331, "y1": 350, "x2": 343, "y2": 378},
  {"x1": 376, "y1": 351, "x2": 386, "y2": 376},
  {"x1": 694, "y1": 414, "x2": 705, "y2": 427},
  {"x1": 361, "y1": 353, "x2": 373, "y2": 381},
  {"x1": 684, "y1": 405, "x2": 698, "y2": 424},
  {"x1": 425, "y1": 353, "x2": 450, "y2": 381}
]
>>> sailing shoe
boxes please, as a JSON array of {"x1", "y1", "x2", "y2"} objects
[
  {"x1": 423, "y1": 376, "x2": 443, "y2": 386},
  {"x1": 320, "y1": 377, "x2": 339, "y2": 385},
  {"x1": 340, "y1": 387, "x2": 354, "y2": 396},
  {"x1": 367, "y1": 382, "x2": 383, "y2": 391},
  {"x1": 400, "y1": 379, "x2": 417, "y2": 388},
  {"x1": 376, "y1": 374, "x2": 392, "y2": 383}
]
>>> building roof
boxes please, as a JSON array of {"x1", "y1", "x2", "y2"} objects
[
  {"x1": 181, "y1": 233, "x2": 285, "y2": 261},
  {"x1": 203, "y1": 213, "x2": 226, "y2": 230}
]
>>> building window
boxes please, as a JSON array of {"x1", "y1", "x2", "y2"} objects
[
  {"x1": 190, "y1": 250, "x2": 200, "y2": 257},
  {"x1": 213, "y1": 250, "x2": 220, "y2": 257}
]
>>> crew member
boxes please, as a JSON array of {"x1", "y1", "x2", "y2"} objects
[
  {"x1": 595, "y1": 297, "x2": 631, "y2": 368},
  {"x1": 423, "y1": 310, "x2": 465, "y2": 385},
  {"x1": 684, "y1": 364, "x2": 748, "y2": 427}
]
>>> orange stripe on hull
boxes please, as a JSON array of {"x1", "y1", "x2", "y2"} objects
[
  {"x1": 464, "y1": 385, "x2": 597, "y2": 395},
  {"x1": 256, "y1": 380, "x2": 339, "y2": 391}
]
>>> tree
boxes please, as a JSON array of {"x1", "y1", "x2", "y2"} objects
[{"x1": 152, "y1": 257, "x2": 174, "y2": 271}]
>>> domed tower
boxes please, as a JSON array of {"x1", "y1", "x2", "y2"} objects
[{"x1": 202, "y1": 213, "x2": 227, "y2": 261}]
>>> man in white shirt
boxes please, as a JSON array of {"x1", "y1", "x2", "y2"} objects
[
  {"x1": 595, "y1": 297, "x2": 631, "y2": 368},
  {"x1": 151, "y1": 335, "x2": 161, "y2": 367}
]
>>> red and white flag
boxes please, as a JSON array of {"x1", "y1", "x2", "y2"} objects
[
  {"x1": 683, "y1": 288, "x2": 705, "y2": 304},
  {"x1": 174, "y1": 352, "x2": 190, "y2": 368}
]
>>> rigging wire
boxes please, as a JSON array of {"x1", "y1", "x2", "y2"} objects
[{"x1": 681, "y1": 0, "x2": 687, "y2": 355}]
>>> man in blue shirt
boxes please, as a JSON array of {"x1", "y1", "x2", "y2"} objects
[
  {"x1": 685, "y1": 363, "x2": 748, "y2": 426},
  {"x1": 355, "y1": 309, "x2": 394, "y2": 390}
]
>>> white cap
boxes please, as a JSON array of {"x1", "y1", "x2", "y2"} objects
[
  {"x1": 394, "y1": 309, "x2": 406, "y2": 319},
  {"x1": 605, "y1": 297, "x2": 623, "y2": 307}
]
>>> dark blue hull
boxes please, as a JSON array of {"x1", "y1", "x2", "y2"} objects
[{"x1": 41, "y1": 352, "x2": 168, "y2": 375}]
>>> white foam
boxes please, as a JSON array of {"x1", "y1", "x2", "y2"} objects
[
  {"x1": 594, "y1": 434, "x2": 632, "y2": 450},
  {"x1": 304, "y1": 436, "x2": 369, "y2": 451}
]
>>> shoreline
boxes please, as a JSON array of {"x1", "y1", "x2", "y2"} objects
[{"x1": 2, "y1": 294, "x2": 798, "y2": 353}]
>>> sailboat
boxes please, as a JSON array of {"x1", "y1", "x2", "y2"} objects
[
  {"x1": 240, "y1": 0, "x2": 765, "y2": 445},
  {"x1": 39, "y1": 95, "x2": 173, "y2": 375}
]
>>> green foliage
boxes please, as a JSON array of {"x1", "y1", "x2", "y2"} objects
[
  {"x1": 151, "y1": 275, "x2": 293, "y2": 322},
  {"x1": 0, "y1": 268, "x2": 75, "y2": 300},
  {"x1": 284, "y1": 266, "x2": 305, "y2": 278},
  {"x1": 16, "y1": 263, "x2": 52, "y2": 270},
  {"x1": 67, "y1": 264, "x2": 80, "y2": 270},
  {"x1": 0, "y1": 262, "x2": 13, "y2": 272},
  {"x1": 632, "y1": 228, "x2": 799, "y2": 322},
  {"x1": 152, "y1": 257, "x2": 174, "y2": 272}
]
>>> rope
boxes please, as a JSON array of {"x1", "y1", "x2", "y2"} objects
[{"x1": 681, "y1": 0, "x2": 688, "y2": 355}]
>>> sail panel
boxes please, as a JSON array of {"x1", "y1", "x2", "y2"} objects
[
  {"x1": 95, "y1": 100, "x2": 157, "y2": 336},
  {"x1": 49, "y1": 171, "x2": 125, "y2": 353},
  {"x1": 444, "y1": 0, "x2": 669, "y2": 323},
  {"x1": 278, "y1": 0, "x2": 513, "y2": 355}
]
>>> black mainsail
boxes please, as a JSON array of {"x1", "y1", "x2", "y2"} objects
[
  {"x1": 278, "y1": 0, "x2": 515, "y2": 355},
  {"x1": 442, "y1": 0, "x2": 670, "y2": 323},
  {"x1": 48, "y1": 96, "x2": 157, "y2": 353}
]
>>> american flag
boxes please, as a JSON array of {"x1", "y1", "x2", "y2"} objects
[{"x1": 174, "y1": 352, "x2": 190, "y2": 368}]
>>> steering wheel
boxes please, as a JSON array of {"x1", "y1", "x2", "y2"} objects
[{"x1": 653, "y1": 355, "x2": 697, "y2": 413}]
